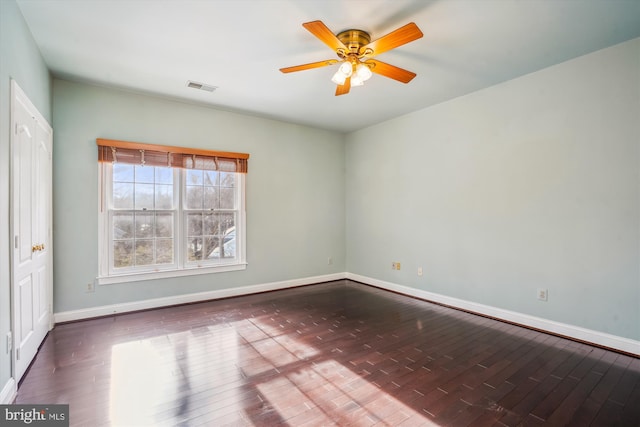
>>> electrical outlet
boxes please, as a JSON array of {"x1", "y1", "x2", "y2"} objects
[
  {"x1": 327, "y1": 257, "x2": 333, "y2": 265},
  {"x1": 417, "y1": 267, "x2": 423, "y2": 276},
  {"x1": 537, "y1": 288, "x2": 548, "y2": 301},
  {"x1": 86, "y1": 281, "x2": 95, "y2": 293}
]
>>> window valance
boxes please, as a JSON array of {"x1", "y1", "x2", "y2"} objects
[{"x1": 97, "y1": 138, "x2": 249, "y2": 173}]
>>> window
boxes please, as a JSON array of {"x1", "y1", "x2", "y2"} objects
[{"x1": 97, "y1": 139, "x2": 248, "y2": 284}]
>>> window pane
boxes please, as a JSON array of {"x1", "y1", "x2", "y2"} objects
[
  {"x1": 156, "y1": 239, "x2": 173, "y2": 264},
  {"x1": 155, "y1": 184, "x2": 173, "y2": 209},
  {"x1": 113, "y1": 213, "x2": 133, "y2": 239},
  {"x1": 135, "y1": 165, "x2": 154, "y2": 183},
  {"x1": 185, "y1": 185, "x2": 203, "y2": 209},
  {"x1": 113, "y1": 183, "x2": 134, "y2": 209},
  {"x1": 187, "y1": 213, "x2": 203, "y2": 237},
  {"x1": 203, "y1": 236, "x2": 219, "y2": 260},
  {"x1": 220, "y1": 213, "x2": 235, "y2": 236},
  {"x1": 220, "y1": 172, "x2": 235, "y2": 187},
  {"x1": 203, "y1": 213, "x2": 218, "y2": 235},
  {"x1": 187, "y1": 237, "x2": 202, "y2": 261},
  {"x1": 221, "y1": 232, "x2": 235, "y2": 258},
  {"x1": 186, "y1": 169, "x2": 203, "y2": 185},
  {"x1": 135, "y1": 240, "x2": 153, "y2": 265},
  {"x1": 135, "y1": 212, "x2": 154, "y2": 238},
  {"x1": 220, "y1": 187, "x2": 235, "y2": 209},
  {"x1": 155, "y1": 167, "x2": 173, "y2": 184},
  {"x1": 135, "y1": 183, "x2": 154, "y2": 210},
  {"x1": 210, "y1": 227, "x2": 236, "y2": 259},
  {"x1": 204, "y1": 170, "x2": 218, "y2": 186},
  {"x1": 155, "y1": 213, "x2": 173, "y2": 238},
  {"x1": 203, "y1": 186, "x2": 219, "y2": 210},
  {"x1": 113, "y1": 240, "x2": 133, "y2": 268},
  {"x1": 113, "y1": 164, "x2": 134, "y2": 182}
]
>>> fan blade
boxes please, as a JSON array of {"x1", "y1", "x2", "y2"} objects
[
  {"x1": 335, "y1": 76, "x2": 351, "y2": 96},
  {"x1": 280, "y1": 59, "x2": 339, "y2": 73},
  {"x1": 365, "y1": 59, "x2": 416, "y2": 83},
  {"x1": 360, "y1": 22, "x2": 423, "y2": 57},
  {"x1": 303, "y1": 20, "x2": 348, "y2": 53}
]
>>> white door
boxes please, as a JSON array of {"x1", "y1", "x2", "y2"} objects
[{"x1": 11, "y1": 80, "x2": 53, "y2": 382}]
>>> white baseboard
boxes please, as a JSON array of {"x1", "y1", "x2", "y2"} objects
[
  {"x1": 347, "y1": 273, "x2": 640, "y2": 356},
  {"x1": 54, "y1": 273, "x2": 347, "y2": 324},
  {"x1": 1, "y1": 377, "x2": 16, "y2": 404},
  {"x1": 53, "y1": 271, "x2": 639, "y2": 356}
]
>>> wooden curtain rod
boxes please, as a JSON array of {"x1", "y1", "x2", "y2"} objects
[{"x1": 96, "y1": 138, "x2": 250, "y2": 160}]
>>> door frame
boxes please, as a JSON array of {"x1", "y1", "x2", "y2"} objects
[{"x1": 9, "y1": 79, "x2": 54, "y2": 383}]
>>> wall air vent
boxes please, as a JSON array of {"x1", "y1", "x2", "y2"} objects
[{"x1": 186, "y1": 80, "x2": 217, "y2": 92}]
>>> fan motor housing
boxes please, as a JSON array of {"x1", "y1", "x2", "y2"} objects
[{"x1": 336, "y1": 29, "x2": 371, "y2": 56}]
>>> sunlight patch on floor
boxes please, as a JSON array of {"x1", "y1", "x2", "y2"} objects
[
  {"x1": 257, "y1": 359, "x2": 439, "y2": 426},
  {"x1": 109, "y1": 339, "x2": 171, "y2": 426},
  {"x1": 109, "y1": 325, "x2": 243, "y2": 425}
]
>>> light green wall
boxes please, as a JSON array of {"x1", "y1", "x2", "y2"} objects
[
  {"x1": 0, "y1": 0, "x2": 51, "y2": 395},
  {"x1": 346, "y1": 38, "x2": 640, "y2": 340},
  {"x1": 52, "y1": 80, "x2": 345, "y2": 312}
]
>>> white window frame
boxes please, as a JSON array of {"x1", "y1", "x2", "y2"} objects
[{"x1": 97, "y1": 163, "x2": 246, "y2": 285}]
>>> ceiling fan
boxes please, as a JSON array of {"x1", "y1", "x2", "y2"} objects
[{"x1": 280, "y1": 20, "x2": 423, "y2": 96}]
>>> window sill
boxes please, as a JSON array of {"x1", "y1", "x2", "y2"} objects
[{"x1": 97, "y1": 262, "x2": 247, "y2": 285}]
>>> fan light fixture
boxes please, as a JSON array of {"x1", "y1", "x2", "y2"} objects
[
  {"x1": 352, "y1": 63, "x2": 373, "y2": 85},
  {"x1": 331, "y1": 62, "x2": 373, "y2": 86},
  {"x1": 331, "y1": 62, "x2": 352, "y2": 85},
  {"x1": 330, "y1": 61, "x2": 373, "y2": 86}
]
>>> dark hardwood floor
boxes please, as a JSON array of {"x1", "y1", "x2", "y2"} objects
[{"x1": 14, "y1": 280, "x2": 640, "y2": 426}]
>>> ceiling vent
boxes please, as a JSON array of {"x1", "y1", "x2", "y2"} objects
[{"x1": 186, "y1": 80, "x2": 217, "y2": 92}]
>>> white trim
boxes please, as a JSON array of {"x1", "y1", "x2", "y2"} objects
[
  {"x1": 54, "y1": 271, "x2": 640, "y2": 355},
  {"x1": 0, "y1": 378, "x2": 16, "y2": 404},
  {"x1": 55, "y1": 272, "x2": 347, "y2": 323},
  {"x1": 347, "y1": 273, "x2": 640, "y2": 356},
  {"x1": 97, "y1": 262, "x2": 247, "y2": 285}
]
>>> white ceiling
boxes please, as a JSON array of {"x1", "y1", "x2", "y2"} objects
[{"x1": 16, "y1": 0, "x2": 640, "y2": 133}]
